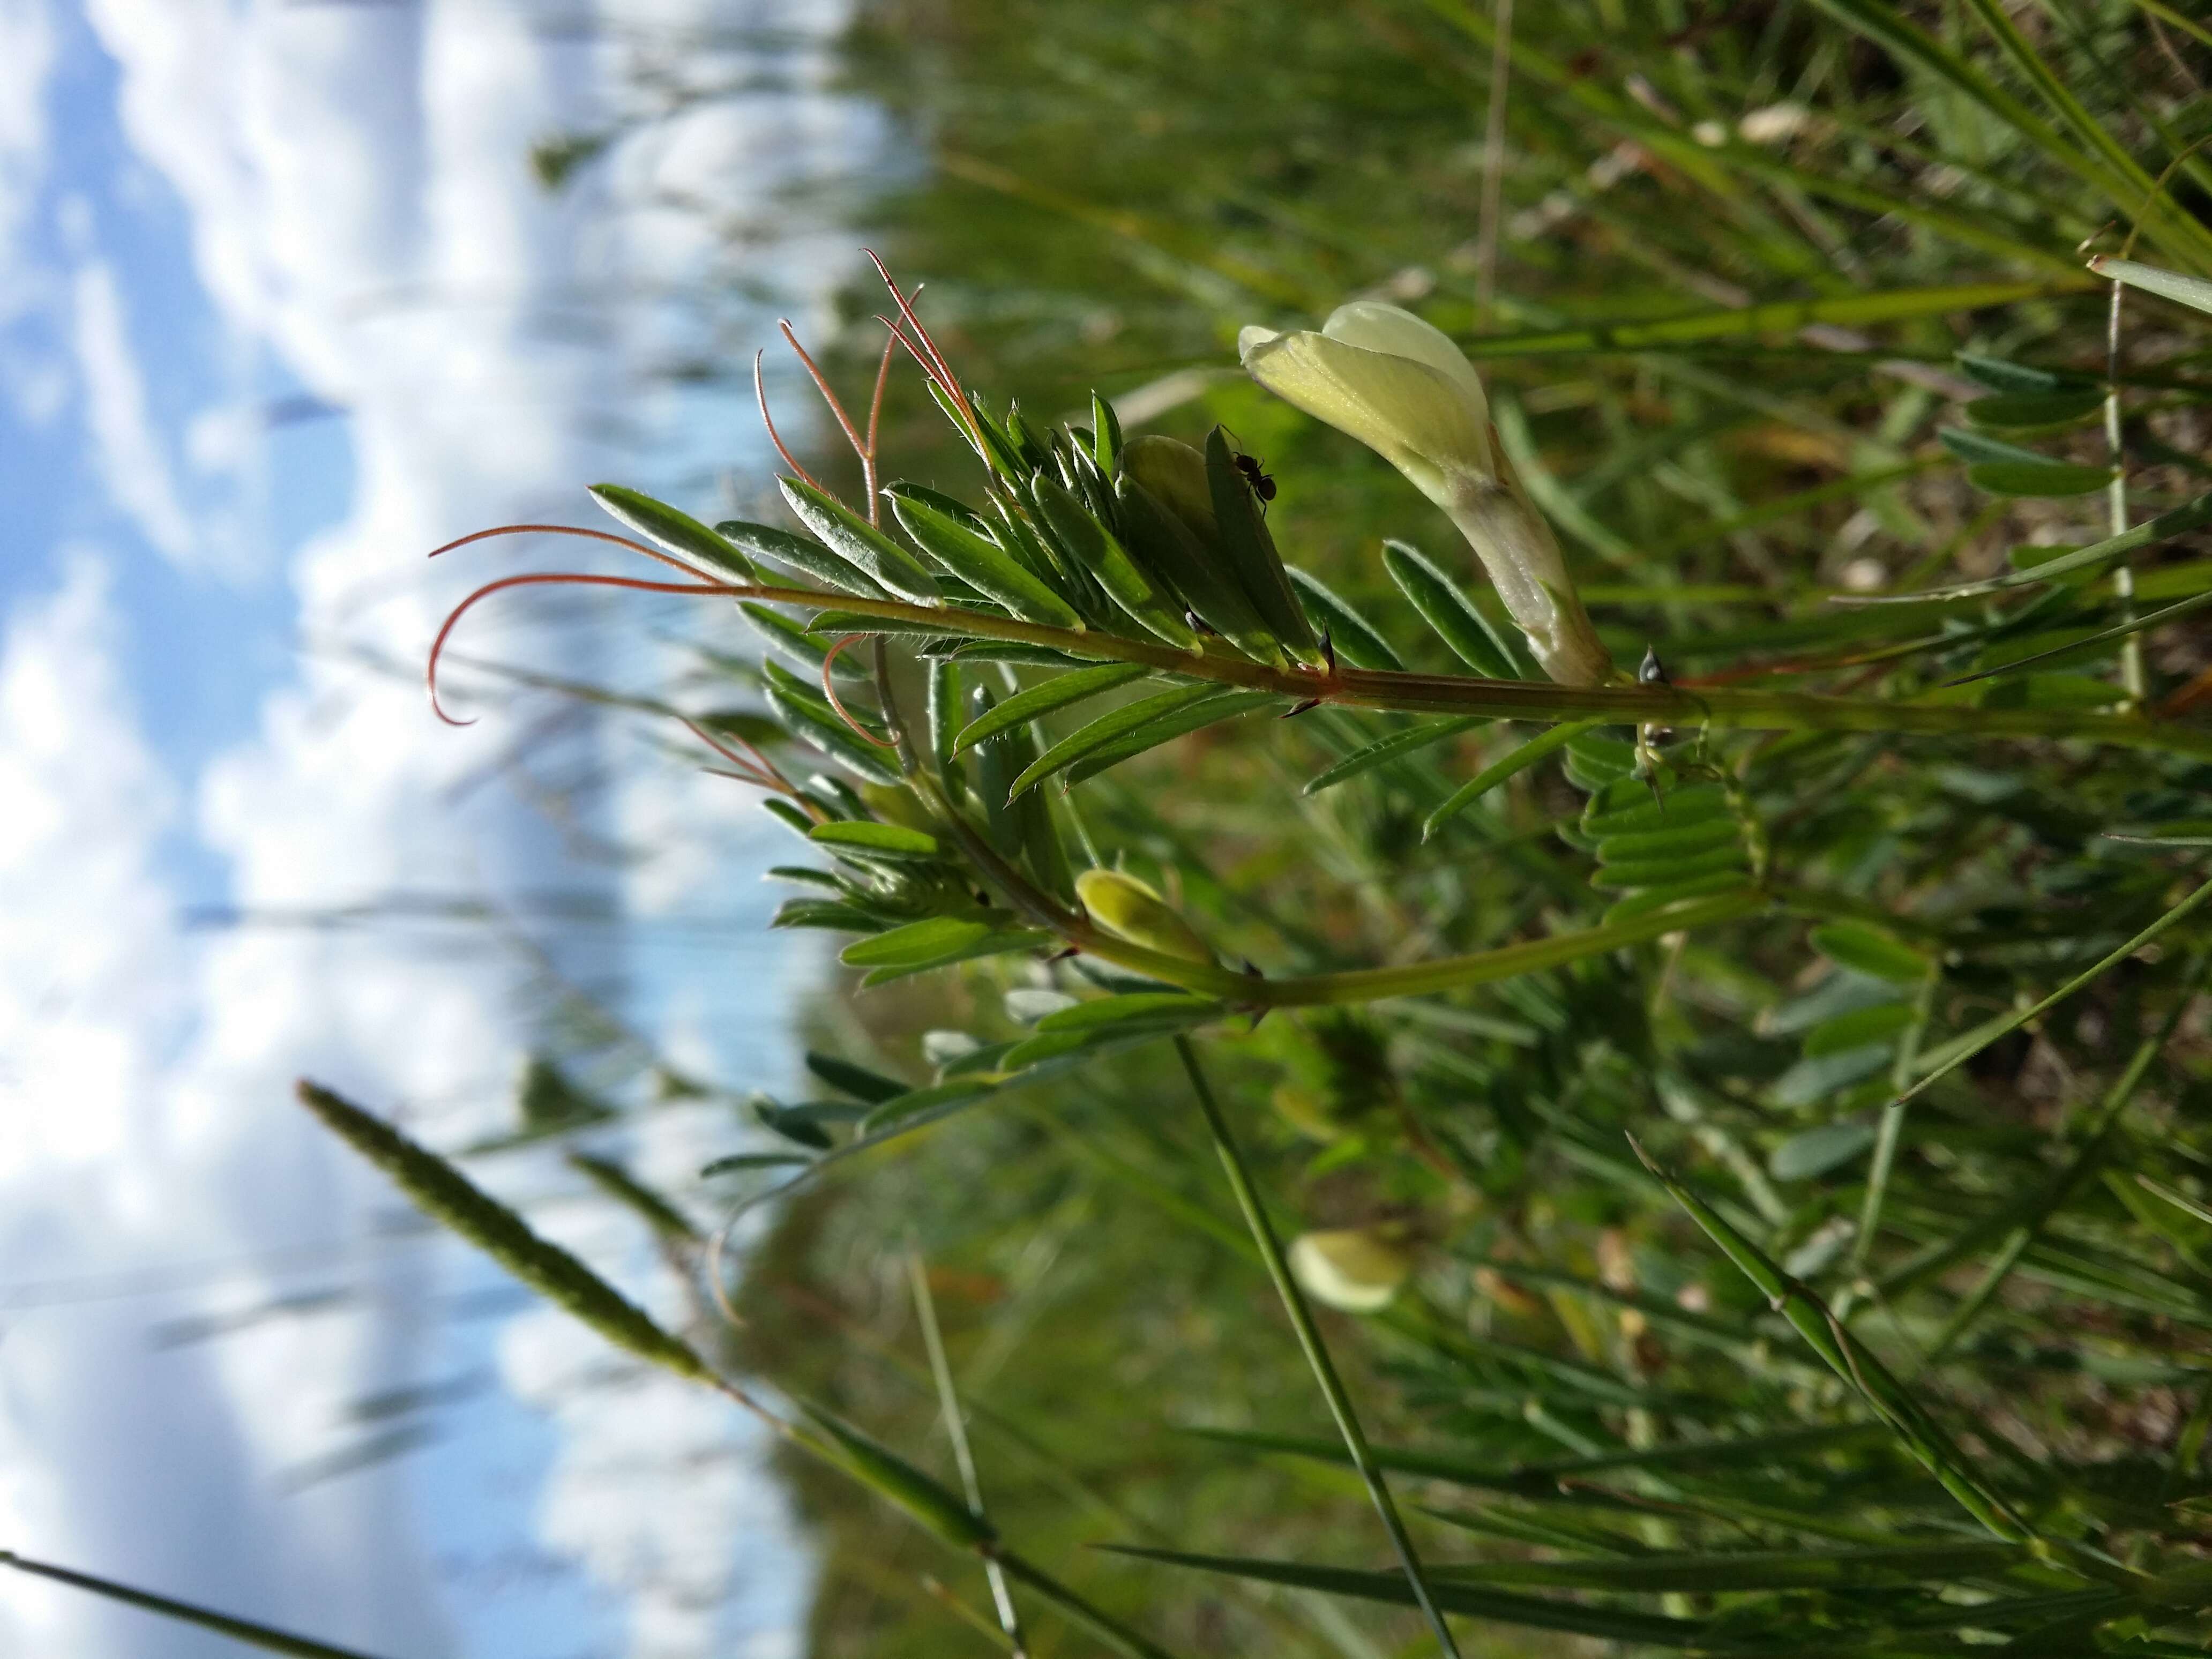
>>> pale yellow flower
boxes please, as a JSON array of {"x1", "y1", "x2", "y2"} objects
[
  {"x1": 1239, "y1": 301, "x2": 1612, "y2": 686},
  {"x1": 1288, "y1": 1226, "x2": 1412, "y2": 1313}
]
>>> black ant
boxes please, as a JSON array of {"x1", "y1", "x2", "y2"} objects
[{"x1": 1232, "y1": 451, "x2": 1276, "y2": 509}]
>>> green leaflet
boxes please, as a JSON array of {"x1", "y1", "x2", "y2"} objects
[
  {"x1": 1965, "y1": 388, "x2": 2106, "y2": 429},
  {"x1": 1030, "y1": 472, "x2": 1199, "y2": 649},
  {"x1": 1111, "y1": 474, "x2": 1284, "y2": 664},
  {"x1": 888, "y1": 485, "x2": 1082, "y2": 627},
  {"x1": 1204, "y1": 426, "x2": 1321, "y2": 662},
  {"x1": 1008, "y1": 686, "x2": 1280, "y2": 798},
  {"x1": 716, "y1": 516, "x2": 890, "y2": 600},
  {"x1": 1034, "y1": 991, "x2": 1221, "y2": 1033},
  {"x1": 1582, "y1": 780, "x2": 1730, "y2": 836},
  {"x1": 741, "y1": 603, "x2": 868, "y2": 677},
  {"x1": 1090, "y1": 389, "x2": 1124, "y2": 477},
  {"x1": 806, "y1": 820, "x2": 943, "y2": 862},
  {"x1": 804, "y1": 1050, "x2": 908, "y2": 1103},
  {"x1": 758, "y1": 660, "x2": 901, "y2": 786},
  {"x1": 839, "y1": 916, "x2": 1051, "y2": 985},
  {"x1": 2093, "y1": 256, "x2": 2212, "y2": 317},
  {"x1": 1968, "y1": 460, "x2": 2114, "y2": 498},
  {"x1": 1588, "y1": 842, "x2": 1750, "y2": 891},
  {"x1": 699, "y1": 1152, "x2": 814, "y2": 1176},
  {"x1": 1062, "y1": 690, "x2": 1284, "y2": 790},
  {"x1": 1810, "y1": 923, "x2": 1929, "y2": 985},
  {"x1": 1957, "y1": 352, "x2": 2094, "y2": 395},
  {"x1": 1287, "y1": 567, "x2": 1403, "y2": 670},
  {"x1": 591, "y1": 484, "x2": 755, "y2": 581},
  {"x1": 953, "y1": 661, "x2": 1153, "y2": 753},
  {"x1": 1602, "y1": 872, "x2": 1758, "y2": 925},
  {"x1": 1423, "y1": 721, "x2": 1601, "y2": 840},
  {"x1": 1304, "y1": 716, "x2": 1489, "y2": 796},
  {"x1": 1381, "y1": 541, "x2": 1518, "y2": 679},
  {"x1": 858, "y1": 1077, "x2": 999, "y2": 1133},
  {"x1": 1769, "y1": 1121, "x2": 1879, "y2": 1181},
  {"x1": 779, "y1": 476, "x2": 943, "y2": 605}
]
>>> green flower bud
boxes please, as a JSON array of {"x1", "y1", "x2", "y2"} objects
[
  {"x1": 1239, "y1": 301, "x2": 1612, "y2": 687},
  {"x1": 1074, "y1": 868, "x2": 1215, "y2": 965},
  {"x1": 1120, "y1": 434, "x2": 1217, "y2": 545}
]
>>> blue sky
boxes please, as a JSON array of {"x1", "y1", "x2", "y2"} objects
[{"x1": 0, "y1": 2, "x2": 887, "y2": 1653}]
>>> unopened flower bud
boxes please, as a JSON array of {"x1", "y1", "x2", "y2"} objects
[
  {"x1": 1074, "y1": 868, "x2": 1215, "y2": 965},
  {"x1": 1120, "y1": 435, "x2": 1218, "y2": 544}
]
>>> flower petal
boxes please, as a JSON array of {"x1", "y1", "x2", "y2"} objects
[
  {"x1": 1239, "y1": 329, "x2": 1490, "y2": 502},
  {"x1": 1322, "y1": 301, "x2": 1490, "y2": 429}
]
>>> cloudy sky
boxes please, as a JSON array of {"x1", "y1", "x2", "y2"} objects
[{"x1": 0, "y1": 2, "x2": 886, "y2": 1653}]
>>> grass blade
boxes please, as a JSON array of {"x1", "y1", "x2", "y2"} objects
[
  {"x1": 1174, "y1": 1038, "x2": 1463, "y2": 1658},
  {"x1": 0, "y1": 1552, "x2": 394, "y2": 1659}
]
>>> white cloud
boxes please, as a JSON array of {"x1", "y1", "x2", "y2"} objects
[
  {"x1": 0, "y1": 558, "x2": 457, "y2": 1657},
  {"x1": 0, "y1": 0, "x2": 55, "y2": 316},
  {"x1": 6, "y1": 0, "x2": 897, "y2": 1651},
  {"x1": 70, "y1": 257, "x2": 199, "y2": 567}
]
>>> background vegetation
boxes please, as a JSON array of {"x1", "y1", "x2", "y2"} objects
[{"x1": 723, "y1": 2, "x2": 2212, "y2": 1652}]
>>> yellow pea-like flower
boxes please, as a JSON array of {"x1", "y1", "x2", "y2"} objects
[{"x1": 1239, "y1": 301, "x2": 1612, "y2": 687}]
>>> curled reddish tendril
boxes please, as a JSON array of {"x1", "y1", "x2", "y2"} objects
[
  {"x1": 754, "y1": 349, "x2": 824, "y2": 492},
  {"x1": 428, "y1": 571, "x2": 743, "y2": 726},
  {"x1": 817, "y1": 633, "x2": 897, "y2": 749},
  {"x1": 427, "y1": 522, "x2": 701, "y2": 578}
]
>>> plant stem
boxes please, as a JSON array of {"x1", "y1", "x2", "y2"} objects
[
  {"x1": 1174, "y1": 1037, "x2": 1464, "y2": 1659},
  {"x1": 2106, "y1": 276, "x2": 2147, "y2": 702},
  {"x1": 712, "y1": 580, "x2": 2212, "y2": 758},
  {"x1": 1849, "y1": 965, "x2": 1941, "y2": 1284}
]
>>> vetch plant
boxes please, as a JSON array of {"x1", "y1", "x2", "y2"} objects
[{"x1": 350, "y1": 245, "x2": 2212, "y2": 1650}]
